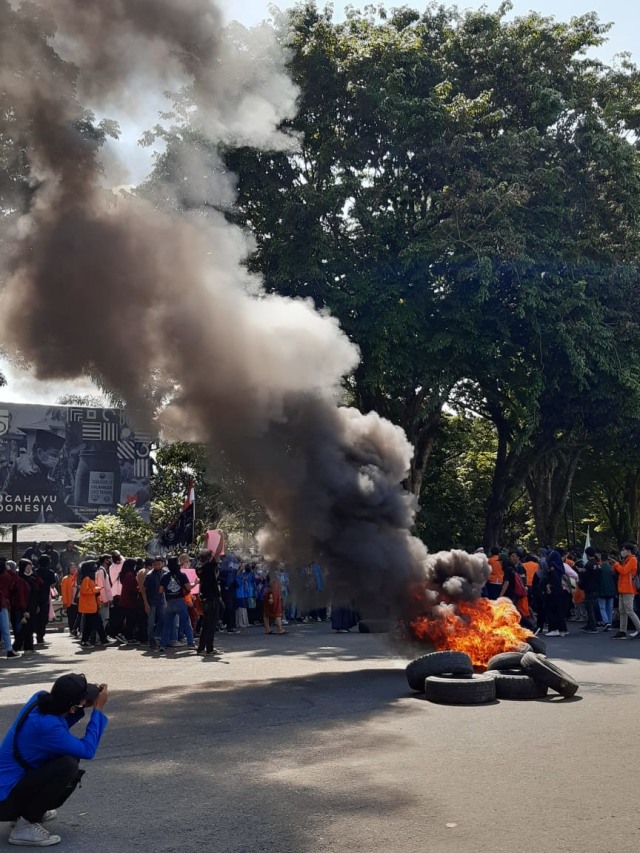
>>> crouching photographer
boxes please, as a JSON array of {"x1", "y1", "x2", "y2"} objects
[{"x1": 0, "y1": 673, "x2": 109, "y2": 847}]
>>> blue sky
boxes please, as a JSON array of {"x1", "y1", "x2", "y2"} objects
[{"x1": 221, "y1": 0, "x2": 638, "y2": 62}]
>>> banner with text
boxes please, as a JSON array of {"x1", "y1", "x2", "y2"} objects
[{"x1": 0, "y1": 403, "x2": 153, "y2": 524}]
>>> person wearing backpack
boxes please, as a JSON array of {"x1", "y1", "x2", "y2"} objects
[
  {"x1": 499, "y1": 551, "x2": 525, "y2": 600},
  {"x1": 611, "y1": 542, "x2": 640, "y2": 639},
  {"x1": 159, "y1": 556, "x2": 196, "y2": 653},
  {"x1": 0, "y1": 673, "x2": 108, "y2": 847}
]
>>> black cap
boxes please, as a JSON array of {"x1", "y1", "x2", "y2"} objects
[
  {"x1": 51, "y1": 674, "x2": 100, "y2": 709},
  {"x1": 33, "y1": 429, "x2": 65, "y2": 451}
]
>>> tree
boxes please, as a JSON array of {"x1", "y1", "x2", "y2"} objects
[
  {"x1": 226, "y1": 4, "x2": 640, "y2": 531},
  {"x1": 139, "y1": 3, "x2": 640, "y2": 545},
  {"x1": 79, "y1": 503, "x2": 154, "y2": 555}
]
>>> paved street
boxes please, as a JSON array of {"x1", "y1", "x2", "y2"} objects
[{"x1": 0, "y1": 624, "x2": 639, "y2": 853}]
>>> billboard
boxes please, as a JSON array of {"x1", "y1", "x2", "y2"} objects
[{"x1": 0, "y1": 403, "x2": 152, "y2": 524}]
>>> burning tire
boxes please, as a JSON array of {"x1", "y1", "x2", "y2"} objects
[
  {"x1": 406, "y1": 651, "x2": 474, "y2": 691},
  {"x1": 488, "y1": 671, "x2": 548, "y2": 700},
  {"x1": 521, "y1": 652, "x2": 579, "y2": 698},
  {"x1": 424, "y1": 674, "x2": 496, "y2": 705},
  {"x1": 526, "y1": 635, "x2": 546, "y2": 655},
  {"x1": 487, "y1": 651, "x2": 527, "y2": 671}
]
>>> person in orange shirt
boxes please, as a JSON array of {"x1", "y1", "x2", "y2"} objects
[
  {"x1": 78, "y1": 562, "x2": 113, "y2": 649},
  {"x1": 60, "y1": 563, "x2": 78, "y2": 636},
  {"x1": 486, "y1": 547, "x2": 503, "y2": 600},
  {"x1": 611, "y1": 542, "x2": 640, "y2": 639}
]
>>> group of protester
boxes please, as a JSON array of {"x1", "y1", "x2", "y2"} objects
[
  {"x1": 0, "y1": 541, "x2": 359, "y2": 660},
  {"x1": 482, "y1": 542, "x2": 640, "y2": 639}
]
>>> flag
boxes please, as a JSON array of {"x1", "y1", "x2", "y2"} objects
[
  {"x1": 160, "y1": 478, "x2": 195, "y2": 549},
  {"x1": 582, "y1": 526, "x2": 591, "y2": 563}
]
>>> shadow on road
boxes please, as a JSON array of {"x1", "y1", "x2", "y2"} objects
[{"x1": 0, "y1": 666, "x2": 416, "y2": 853}]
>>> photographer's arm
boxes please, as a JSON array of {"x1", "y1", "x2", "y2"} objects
[{"x1": 40, "y1": 711, "x2": 108, "y2": 760}]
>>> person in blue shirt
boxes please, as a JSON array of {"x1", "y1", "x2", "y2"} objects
[{"x1": 0, "y1": 673, "x2": 109, "y2": 847}]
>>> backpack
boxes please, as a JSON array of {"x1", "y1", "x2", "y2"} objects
[
  {"x1": 166, "y1": 574, "x2": 183, "y2": 596},
  {"x1": 513, "y1": 570, "x2": 527, "y2": 599}
]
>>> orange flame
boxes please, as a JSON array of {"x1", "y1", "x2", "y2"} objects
[{"x1": 410, "y1": 598, "x2": 532, "y2": 668}]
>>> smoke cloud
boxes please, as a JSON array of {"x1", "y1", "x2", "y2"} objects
[{"x1": 0, "y1": 0, "x2": 487, "y2": 620}]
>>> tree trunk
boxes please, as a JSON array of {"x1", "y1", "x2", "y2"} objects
[
  {"x1": 406, "y1": 410, "x2": 442, "y2": 495},
  {"x1": 526, "y1": 448, "x2": 583, "y2": 547},
  {"x1": 483, "y1": 418, "x2": 510, "y2": 548}
]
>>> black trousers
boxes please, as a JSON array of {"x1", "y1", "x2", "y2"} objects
[
  {"x1": 66, "y1": 605, "x2": 78, "y2": 634},
  {"x1": 35, "y1": 605, "x2": 49, "y2": 642},
  {"x1": 81, "y1": 612, "x2": 107, "y2": 644},
  {"x1": 107, "y1": 602, "x2": 123, "y2": 637},
  {"x1": 584, "y1": 591, "x2": 600, "y2": 630},
  {"x1": 198, "y1": 600, "x2": 219, "y2": 652},
  {"x1": 12, "y1": 617, "x2": 36, "y2": 652},
  {"x1": 546, "y1": 591, "x2": 567, "y2": 632},
  {"x1": 121, "y1": 607, "x2": 138, "y2": 641},
  {"x1": 0, "y1": 756, "x2": 81, "y2": 823}
]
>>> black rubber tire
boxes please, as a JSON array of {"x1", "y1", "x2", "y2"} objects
[
  {"x1": 424, "y1": 674, "x2": 497, "y2": 705},
  {"x1": 489, "y1": 671, "x2": 549, "y2": 700},
  {"x1": 357, "y1": 620, "x2": 389, "y2": 634},
  {"x1": 526, "y1": 635, "x2": 547, "y2": 655},
  {"x1": 521, "y1": 652, "x2": 579, "y2": 697},
  {"x1": 487, "y1": 651, "x2": 526, "y2": 671},
  {"x1": 406, "y1": 650, "x2": 474, "y2": 692}
]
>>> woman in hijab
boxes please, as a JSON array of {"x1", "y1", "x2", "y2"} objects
[
  {"x1": 78, "y1": 561, "x2": 111, "y2": 648},
  {"x1": 12, "y1": 560, "x2": 42, "y2": 654},
  {"x1": 116, "y1": 558, "x2": 140, "y2": 644},
  {"x1": 544, "y1": 550, "x2": 568, "y2": 637}
]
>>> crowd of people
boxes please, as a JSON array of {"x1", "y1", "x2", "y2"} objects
[
  {"x1": 5, "y1": 535, "x2": 636, "y2": 660},
  {"x1": 481, "y1": 543, "x2": 640, "y2": 639},
  {"x1": 0, "y1": 540, "x2": 360, "y2": 660}
]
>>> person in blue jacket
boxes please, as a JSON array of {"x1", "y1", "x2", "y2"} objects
[{"x1": 0, "y1": 673, "x2": 109, "y2": 847}]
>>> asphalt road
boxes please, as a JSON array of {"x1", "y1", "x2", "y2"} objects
[{"x1": 0, "y1": 623, "x2": 638, "y2": 853}]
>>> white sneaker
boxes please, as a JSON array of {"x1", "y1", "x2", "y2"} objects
[
  {"x1": 546, "y1": 630, "x2": 561, "y2": 637},
  {"x1": 629, "y1": 631, "x2": 639, "y2": 639},
  {"x1": 8, "y1": 816, "x2": 61, "y2": 846},
  {"x1": 41, "y1": 811, "x2": 57, "y2": 823}
]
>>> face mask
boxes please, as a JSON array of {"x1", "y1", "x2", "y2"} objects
[{"x1": 621, "y1": 550, "x2": 629, "y2": 558}]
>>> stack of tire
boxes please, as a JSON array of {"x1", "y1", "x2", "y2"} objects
[{"x1": 406, "y1": 636, "x2": 579, "y2": 705}]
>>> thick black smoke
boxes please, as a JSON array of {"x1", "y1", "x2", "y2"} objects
[{"x1": 0, "y1": 0, "x2": 486, "y2": 618}]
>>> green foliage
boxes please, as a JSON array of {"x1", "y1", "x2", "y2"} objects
[
  {"x1": 151, "y1": 442, "x2": 266, "y2": 543},
  {"x1": 417, "y1": 414, "x2": 532, "y2": 550},
  {"x1": 79, "y1": 504, "x2": 154, "y2": 556},
  {"x1": 107, "y1": 4, "x2": 640, "y2": 545},
  {"x1": 221, "y1": 3, "x2": 640, "y2": 524}
]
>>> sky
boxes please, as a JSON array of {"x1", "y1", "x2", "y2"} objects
[
  {"x1": 2, "y1": 0, "x2": 637, "y2": 406},
  {"x1": 221, "y1": 0, "x2": 639, "y2": 63}
]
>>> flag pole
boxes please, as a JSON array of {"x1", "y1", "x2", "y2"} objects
[{"x1": 192, "y1": 479, "x2": 196, "y2": 549}]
